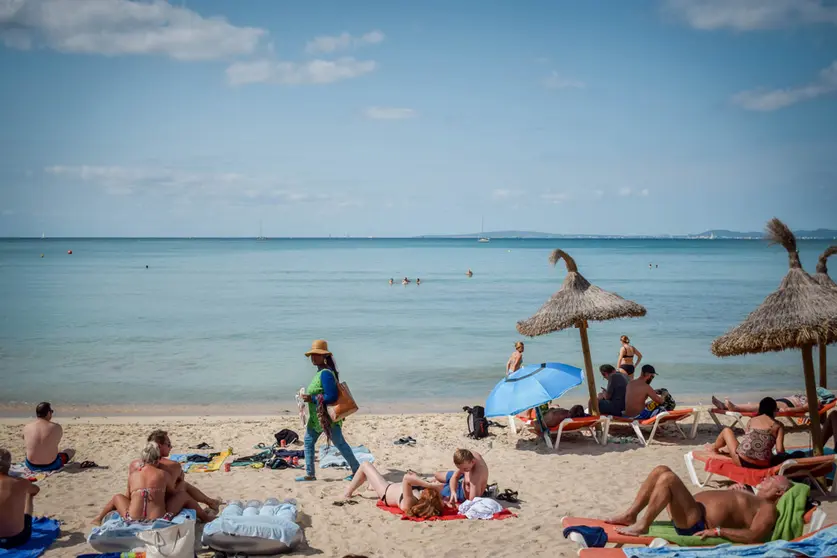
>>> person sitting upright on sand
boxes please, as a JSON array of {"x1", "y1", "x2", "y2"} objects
[
  {"x1": 0, "y1": 448, "x2": 41, "y2": 550},
  {"x1": 23, "y1": 402, "x2": 75, "y2": 472},
  {"x1": 130, "y1": 430, "x2": 221, "y2": 512},
  {"x1": 624, "y1": 365, "x2": 665, "y2": 418},
  {"x1": 434, "y1": 449, "x2": 488, "y2": 505},
  {"x1": 606, "y1": 465, "x2": 790, "y2": 542}
]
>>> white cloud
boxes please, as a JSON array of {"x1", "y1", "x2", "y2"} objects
[
  {"x1": 663, "y1": 0, "x2": 837, "y2": 31},
  {"x1": 364, "y1": 107, "x2": 417, "y2": 120},
  {"x1": 491, "y1": 189, "x2": 525, "y2": 201},
  {"x1": 619, "y1": 187, "x2": 632, "y2": 196},
  {"x1": 305, "y1": 30, "x2": 384, "y2": 54},
  {"x1": 44, "y1": 165, "x2": 346, "y2": 206},
  {"x1": 593, "y1": 189, "x2": 605, "y2": 200},
  {"x1": 544, "y1": 71, "x2": 585, "y2": 90},
  {"x1": 640, "y1": 188, "x2": 650, "y2": 197},
  {"x1": 0, "y1": 0, "x2": 265, "y2": 60},
  {"x1": 226, "y1": 57, "x2": 377, "y2": 86},
  {"x1": 732, "y1": 61, "x2": 837, "y2": 111},
  {"x1": 541, "y1": 192, "x2": 572, "y2": 204}
]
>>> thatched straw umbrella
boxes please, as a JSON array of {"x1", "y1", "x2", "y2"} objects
[
  {"x1": 516, "y1": 249, "x2": 647, "y2": 415},
  {"x1": 711, "y1": 220, "x2": 837, "y2": 454},
  {"x1": 812, "y1": 246, "x2": 837, "y2": 388}
]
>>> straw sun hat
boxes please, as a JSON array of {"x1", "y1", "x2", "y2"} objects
[{"x1": 305, "y1": 339, "x2": 332, "y2": 357}]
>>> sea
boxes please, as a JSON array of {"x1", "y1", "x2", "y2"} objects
[{"x1": 0, "y1": 238, "x2": 834, "y2": 413}]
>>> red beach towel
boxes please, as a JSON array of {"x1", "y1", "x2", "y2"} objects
[{"x1": 376, "y1": 501, "x2": 515, "y2": 521}]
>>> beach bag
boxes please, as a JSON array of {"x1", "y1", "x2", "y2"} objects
[
  {"x1": 646, "y1": 388, "x2": 676, "y2": 412},
  {"x1": 327, "y1": 381, "x2": 359, "y2": 422},
  {"x1": 136, "y1": 520, "x2": 195, "y2": 558},
  {"x1": 274, "y1": 429, "x2": 299, "y2": 446},
  {"x1": 464, "y1": 406, "x2": 489, "y2": 439}
]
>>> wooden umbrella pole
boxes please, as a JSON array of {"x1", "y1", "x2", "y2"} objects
[
  {"x1": 819, "y1": 344, "x2": 828, "y2": 389},
  {"x1": 578, "y1": 321, "x2": 600, "y2": 416},
  {"x1": 802, "y1": 345, "x2": 824, "y2": 456}
]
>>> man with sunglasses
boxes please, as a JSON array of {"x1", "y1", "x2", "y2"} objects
[{"x1": 23, "y1": 403, "x2": 75, "y2": 472}]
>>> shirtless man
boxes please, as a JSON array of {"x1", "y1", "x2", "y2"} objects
[
  {"x1": 130, "y1": 430, "x2": 220, "y2": 512},
  {"x1": 0, "y1": 449, "x2": 40, "y2": 549},
  {"x1": 606, "y1": 465, "x2": 790, "y2": 542},
  {"x1": 23, "y1": 402, "x2": 75, "y2": 472},
  {"x1": 434, "y1": 449, "x2": 488, "y2": 505},
  {"x1": 624, "y1": 365, "x2": 665, "y2": 418}
]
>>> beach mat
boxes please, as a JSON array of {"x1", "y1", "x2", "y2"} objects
[
  {"x1": 8, "y1": 463, "x2": 56, "y2": 483},
  {"x1": 376, "y1": 501, "x2": 514, "y2": 522},
  {"x1": 0, "y1": 517, "x2": 60, "y2": 558}
]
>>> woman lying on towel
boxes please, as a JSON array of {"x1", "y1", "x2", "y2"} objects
[
  {"x1": 707, "y1": 397, "x2": 785, "y2": 469},
  {"x1": 92, "y1": 442, "x2": 215, "y2": 524},
  {"x1": 713, "y1": 393, "x2": 812, "y2": 413},
  {"x1": 343, "y1": 462, "x2": 444, "y2": 518}
]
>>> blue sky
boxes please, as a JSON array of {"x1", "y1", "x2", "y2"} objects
[{"x1": 1, "y1": 0, "x2": 836, "y2": 237}]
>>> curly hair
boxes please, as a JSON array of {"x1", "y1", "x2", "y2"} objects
[{"x1": 406, "y1": 488, "x2": 443, "y2": 519}]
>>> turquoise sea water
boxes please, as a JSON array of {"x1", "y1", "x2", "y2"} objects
[{"x1": 0, "y1": 238, "x2": 834, "y2": 407}]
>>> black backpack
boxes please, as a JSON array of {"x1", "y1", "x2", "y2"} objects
[
  {"x1": 274, "y1": 429, "x2": 299, "y2": 446},
  {"x1": 463, "y1": 406, "x2": 489, "y2": 439}
]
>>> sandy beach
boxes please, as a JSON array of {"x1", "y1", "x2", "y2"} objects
[{"x1": 1, "y1": 409, "x2": 835, "y2": 558}]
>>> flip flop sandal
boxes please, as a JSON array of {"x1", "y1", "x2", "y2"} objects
[
  {"x1": 393, "y1": 437, "x2": 411, "y2": 445},
  {"x1": 80, "y1": 461, "x2": 98, "y2": 469},
  {"x1": 497, "y1": 489, "x2": 519, "y2": 503},
  {"x1": 295, "y1": 476, "x2": 317, "y2": 482},
  {"x1": 344, "y1": 474, "x2": 354, "y2": 481},
  {"x1": 191, "y1": 442, "x2": 212, "y2": 449},
  {"x1": 332, "y1": 499, "x2": 359, "y2": 507}
]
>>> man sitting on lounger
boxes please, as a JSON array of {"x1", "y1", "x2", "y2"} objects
[
  {"x1": 624, "y1": 365, "x2": 665, "y2": 419},
  {"x1": 129, "y1": 430, "x2": 221, "y2": 512},
  {"x1": 595, "y1": 364, "x2": 628, "y2": 416},
  {"x1": 0, "y1": 448, "x2": 40, "y2": 549},
  {"x1": 23, "y1": 402, "x2": 75, "y2": 472},
  {"x1": 434, "y1": 449, "x2": 488, "y2": 505},
  {"x1": 606, "y1": 465, "x2": 790, "y2": 542}
]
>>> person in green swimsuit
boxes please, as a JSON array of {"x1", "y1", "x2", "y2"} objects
[{"x1": 296, "y1": 339, "x2": 360, "y2": 482}]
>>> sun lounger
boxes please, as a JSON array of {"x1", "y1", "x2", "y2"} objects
[
  {"x1": 508, "y1": 411, "x2": 609, "y2": 452},
  {"x1": 709, "y1": 401, "x2": 837, "y2": 432},
  {"x1": 575, "y1": 522, "x2": 836, "y2": 557},
  {"x1": 684, "y1": 450, "x2": 837, "y2": 496},
  {"x1": 563, "y1": 509, "x2": 827, "y2": 552},
  {"x1": 606, "y1": 409, "x2": 699, "y2": 447}
]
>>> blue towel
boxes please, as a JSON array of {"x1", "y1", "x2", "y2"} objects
[
  {"x1": 0, "y1": 517, "x2": 60, "y2": 558},
  {"x1": 816, "y1": 387, "x2": 834, "y2": 404},
  {"x1": 625, "y1": 524, "x2": 837, "y2": 558},
  {"x1": 562, "y1": 526, "x2": 607, "y2": 548},
  {"x1": 318, "y1": 445, "x2": 374, "y2": 469}
]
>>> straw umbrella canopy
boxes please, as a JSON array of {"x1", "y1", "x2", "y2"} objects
[
  {"x1": 516, "y1": 249, "x2": 647, "y2": 415},
  {"x1": 812, "y1": 246, "x2": 837, "y2": 388},
  {"x1": 711, "y1": 219, "x2": 837, "y2": 455}
]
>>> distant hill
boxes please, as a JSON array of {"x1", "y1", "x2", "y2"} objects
[{"x1": 419, "y1": 229, "x2": 837, "y2": 240}]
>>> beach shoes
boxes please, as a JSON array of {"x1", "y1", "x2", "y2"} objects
[
  {"x1": 344, "y1": 474, "x2": 354, "y2": 481},
  {"x1": 190, "y1": 442, "x2": 213, "y2": 449},
  {"x1": 393, "y1": 436, "x2": 417, "y2": 446},
  {"x1": 79, "y1": 461, "x2": 99, "y2": 469},
  {"x1": 332, "y1": 499, "x2": 359, "y2": 507},
  {"x1": 496, "y1": 489, "x2": 519, "y2": 503},
  {"x1": 295, "y1": 476, "x2": 316, "y2": 482}
]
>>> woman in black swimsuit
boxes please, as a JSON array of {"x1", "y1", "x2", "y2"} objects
[
  {"x1": 343, "y1": 462, "x2": 444, "y2": 517},
  {"x1": 618, "y1": 335, "x2": 642, "y2": 378}
]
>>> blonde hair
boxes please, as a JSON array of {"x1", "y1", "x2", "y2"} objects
[
  {"x1": 453, "y1": 448, "x2": 475, "y2": 466},
  {"x1": 620, "y1": 335, "x2": 630, "y2": 344},
  {"x1": 406, "y1": 488, "x2": 443, "y2": 518},
  {"x1": 514, "y1": 341, "x2": 524, "y2": 351},
  {"x1": 141, "y1": 441, "x2": 161, "y2": 465}
]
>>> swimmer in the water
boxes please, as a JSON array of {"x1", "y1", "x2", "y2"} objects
[
  {"x1": 466, "y1": 269, "x2": 473, "y2": 277},
  {"x1": 416, "y1": 278, "x2": 421, "y2": 285},
  {"x1": 402, "y1": 277, "x2": 410, "y2": 285},
  {"x1": 389, "y1": 278, "x2": 394, "y2": 285}
]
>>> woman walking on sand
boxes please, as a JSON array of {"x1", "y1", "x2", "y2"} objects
[
  {"x1": 296, "y1": 340, "x2": 360, "y2": 482},
  {"x1": 506, "y1": 342, "x2": 524, "y2": 376},
  {"x1": 617, "y1": 335, "x2": 642, "y2": 378}
]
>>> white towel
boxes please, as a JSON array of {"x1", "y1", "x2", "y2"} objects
[{"x1": 457, "y1": 497, "x2": 503, "y2": 520}]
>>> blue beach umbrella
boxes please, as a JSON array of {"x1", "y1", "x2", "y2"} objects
[{"x1": 484, "y1": 362, "x2": 583, "y2": 418}]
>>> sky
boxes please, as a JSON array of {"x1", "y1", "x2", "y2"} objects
[{"x1": 1, "y1": 0, "x2": 836, "y2": 237}]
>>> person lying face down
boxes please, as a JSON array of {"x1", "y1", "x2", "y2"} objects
[{"x1": 606, "y1": 465, "x2": 791, "y2": 543}]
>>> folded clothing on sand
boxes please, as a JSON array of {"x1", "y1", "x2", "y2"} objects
[
  {"x1": 457, "y1": 498, "x2": 504, "y2": 520},
  {"x1": 87, "y1": 510, "x2": 196, "y2": 552},
  {"x1": 624, "y1": 523, "x2": 837, "y2": 558},
  {"x1": 376, "y1": 501, "x2": 514, "y2": 522},
  {"x1": 318, "y1": 445, "x2": 374, "y2": 469},
  {"x1": 0, "y1": 517, "x2": 60, "y2": 558}
]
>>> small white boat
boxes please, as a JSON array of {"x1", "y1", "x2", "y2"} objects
[{"x1": 478, "y1": 217, "x2": 490, "y2": 242}]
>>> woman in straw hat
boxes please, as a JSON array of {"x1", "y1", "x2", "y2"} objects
[{"x1": 296, "y1": 340, "x2": 360, "y2": 482}]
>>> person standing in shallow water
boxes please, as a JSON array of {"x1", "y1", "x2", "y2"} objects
[
  {"x1": 296, "y1": 340, "x2": 360, "y2": 482},
  {"x1": 617, "y1": 335, "x2": 642, "y2": 378},
  {"x1": 506, "y1": 342, "x2": 524, "y2": 376}
]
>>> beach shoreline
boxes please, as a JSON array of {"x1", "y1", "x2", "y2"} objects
[{"x1": 0, "y1": 390, "x2": 791, "y2": 419}]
